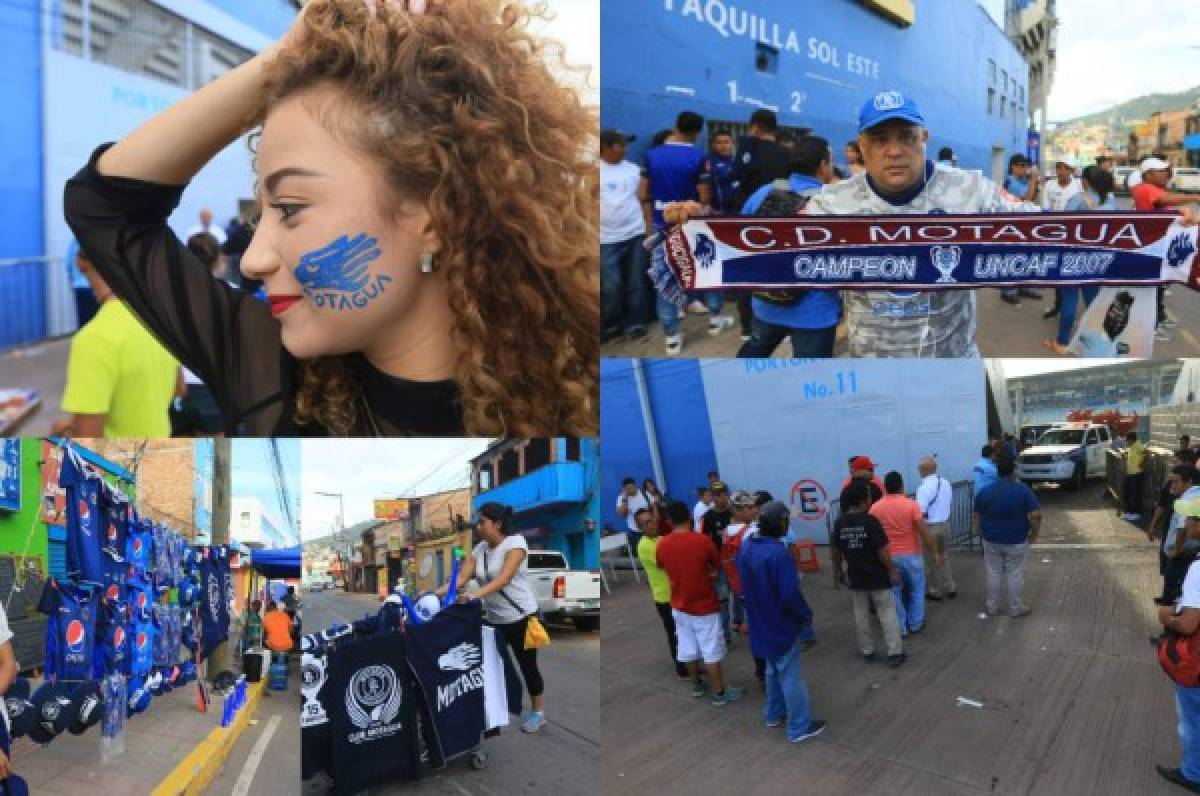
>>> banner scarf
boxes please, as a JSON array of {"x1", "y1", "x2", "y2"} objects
[{"x1": 654, "y1": 212, "x2": 1199, "y2": 305}]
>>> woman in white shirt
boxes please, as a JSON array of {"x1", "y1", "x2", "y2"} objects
[{"x1": 439, "y1": 502, "x2": 545, "y2": 733}]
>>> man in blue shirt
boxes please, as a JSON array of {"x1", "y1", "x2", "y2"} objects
[
  {"x1": 709, "y1": 132, "x2": 738, "y2": 214},
  {"x1": 736, "y1": 136, "x2": 841, "y2": 358},
  {"x1": 1000, "y1": 154, "x2": 1043, "y2": 305},
  {"x1": 736, "y1": 501, "x2": 826, "y2": 744},
  {"x1": 973, "y1": 457, "x2": 1042, "y2": 617},
  {"x1": 640, "y1": 111, "x2": 735, "y2": 354},
  {"x1": 972, "y1": 444, "x2": 999, "y2": 499}
]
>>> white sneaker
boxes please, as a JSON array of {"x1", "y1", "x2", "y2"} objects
[
  {"x1": 707, "y1": 316, "x2": 736, "y2": 336},
  {"x1": 665, "y1": 334, "x2": 683, "y2": 355},
  {"x1": 687, "y1": 300, "x2": 711, "y2": 315}
]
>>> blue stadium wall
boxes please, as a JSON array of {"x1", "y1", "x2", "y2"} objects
[
  {"x1": 602, "y1": 358, "x2": 988, "y2": 543},
  {"x1": 0, "y1": 0, "x2": 292, "y2": 262},
  {"x1": 601, "y1": 0, "x2": 1030, "y2": 175}
]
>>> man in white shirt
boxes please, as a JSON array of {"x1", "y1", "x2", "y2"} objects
[
  {"x1": 692, "y1": 486, "x2": 713, "y2": 532},
  {"x1": 615, "y1": 477, "x2": 650, "y2": 551},
  {"x1": 1042, "y1": 158, "x2": 1082, "y2": 211},
  {"x1": 600, "y1": 130, "x2": 650, "y2": 343},
  {"x1": 184, "y1": 207, "x2": 228, "y2": 246},
  {"x1": 915, "y1": 456, "x2": 956, "y2": 600}
]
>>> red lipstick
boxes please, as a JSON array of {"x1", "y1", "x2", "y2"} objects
[{"x1": 268, "y1": 295, "x2": 303, "y2": 316}]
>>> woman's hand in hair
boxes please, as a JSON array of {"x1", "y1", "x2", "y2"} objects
[{"x1": 361, "y1": 0, "x2": 428, "y2": 17}]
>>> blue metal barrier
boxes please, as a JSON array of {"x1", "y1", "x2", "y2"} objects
[{"x1": 0, "y1": 258, "x2": 50, "y2": 349}]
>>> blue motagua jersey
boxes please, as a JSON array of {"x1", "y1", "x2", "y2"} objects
[
  {"x1": 95, "y1": 598, "x2": 131, "y2": 678},
  {"x1": 126, "y1": 518, "x2": 153, "y2": 575},
  {"x1": 39, "y1": 581, "x2": 97, "y2": 682},
  {"x1": 58, "y1": 448, "x2": 106, "y2": 585},
  {"x1": 131, "y1": 618, "x2": 156, "y2": 677}
]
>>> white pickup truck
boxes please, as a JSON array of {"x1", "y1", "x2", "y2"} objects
[{"x1": 526, "y1": 551, "x2": 600, "y2": 632}]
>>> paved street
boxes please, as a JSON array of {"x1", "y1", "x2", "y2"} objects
[
  {"x1": 603, "y1": 479, "x2": 1189, "y2": 795},
  {"x1": 302, "y1": 588, "x2": 600, "y2": 795},
  {"x1": 201, "y1": 655, "x2": 302, "y2": 796}
]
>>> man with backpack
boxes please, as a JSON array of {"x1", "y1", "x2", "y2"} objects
[
  {"x1": 1156, "y1": 493, "x2": 1200, "y2": 791},
  {"x1": 736, "y1": 136, "x2": 840, "y2": 358},
  {"x1": 721, "y1": 490, "x2": 759, "y2": 642}
]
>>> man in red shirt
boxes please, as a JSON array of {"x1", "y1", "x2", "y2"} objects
[
  {"x1": 869, "y1": 472, "x2": 941, "y2": 636},
  {"x1": 1131, "y1": 157, "x2": 1199, "y2": 339},
  {"x1": 656, "y1": 500, "x2": 741, "y2": 706}
]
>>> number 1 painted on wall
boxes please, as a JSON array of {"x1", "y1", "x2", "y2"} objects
[{"x1": 836, "y1": 371, "x2": 857, "y2": 395}]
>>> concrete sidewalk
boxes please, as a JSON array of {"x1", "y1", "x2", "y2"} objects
[
  {"x1": 602, "y1": 483, "x2": 1187, "y2": 795},
  {"x1": 200, "y1": 657, "x2": 302, "y2": 796},
  {"x1": 0, "y1": 336, "x2": 70, "y2": 436},
  {"x1": 13, "y1": 674, "x2": 236, "y2": 795}
]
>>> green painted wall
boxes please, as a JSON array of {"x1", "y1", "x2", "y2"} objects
[{"x1": 0, "y1": 439, "x2": 48, "y2": 566}]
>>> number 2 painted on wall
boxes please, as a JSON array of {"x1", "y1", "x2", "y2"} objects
[{"x1": 791, "y1": 91, "x2": 805, "y2": 112}]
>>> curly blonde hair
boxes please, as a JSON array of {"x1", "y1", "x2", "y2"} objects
[{"x1": 260, "y1": 0, "x2": 598, "y2": 436}]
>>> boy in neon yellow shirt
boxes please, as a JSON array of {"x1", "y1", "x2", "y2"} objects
[
  {"x1": 53, "y1": 248, "x2": 181, "y2": 438},
  {"x1": 634, "y1": 506, "x2": 689, "y2": 679}
]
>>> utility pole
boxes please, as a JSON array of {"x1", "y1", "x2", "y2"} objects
[{"x1": 208, "y1": 437, "x2": 232, "y2": 676}]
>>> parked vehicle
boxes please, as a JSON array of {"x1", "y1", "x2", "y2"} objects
[
  {"x1": 303, "y1": 574, "x2": 335, "y2": 592},
  {"x1": 526, "y1": 551, "x2": 601, "y2": 632},
  {"x1": 1019, "y1": 422, "x2": 1058, "y2": 450},
  {"x1": 1171, "y1": 168, "x2": 1200, "y2": 193},
  {"x1": 1016, "y1": 422, "x2": 1113, "y2": 490}
]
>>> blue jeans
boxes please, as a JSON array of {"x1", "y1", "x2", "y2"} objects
[
  {"x1": 891, "y1": 554, "x2": 926, "y2": 634},
  {"x1": 763, "y1": 640, "x2": 814, "y2": 740},
  {"x1": 656, "y1": 290, "x2": 724, "y2": 336},
  {"x1": 1178, "y1": 685, "x2": 1200, "y2": 782},
  {"x1": 600, "y1": 236, "x2": 649, "y2": 337},
  {"x1": 737, "y1": 317, "x2": 837, "y2": 358},
  {"x1": 1056, "y1": 286, "x2": 1099, "y2": 345}
]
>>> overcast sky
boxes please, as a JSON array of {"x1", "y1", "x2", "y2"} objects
[
  {"x1": 300, "y1": 439, "x2": 491, "y2": 542},
  {"x1": 534, "y1": 0, "x2": 598, "y2": 105},
  {"x1": 981, "y1": 0, "x2": 1200, "y2": 122},
  {"x1": 230, "y1": 438, "x2": 301, "y2": 546}
]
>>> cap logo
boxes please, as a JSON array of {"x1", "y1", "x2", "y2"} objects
[{"x1": 873, "y1": 91, "x2": 905, "y2": 111}]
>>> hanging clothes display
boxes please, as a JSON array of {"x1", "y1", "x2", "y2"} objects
[
  {"x1": 38, "y1": 580, "x2": 98, "y2": 683},
  {"x1": 328, "y1": 632, "x2": 422, "y2": 795},
  {"x1": 197, "y1": 547, "x2": 228, "y2": 660},
  {"x1": 94, "y1": 596, "x2": 131, "y2": 678},
  {"x1": 58, "y1": 448, "x2": 106, "y2": 585},
  {"x1": 301, "y1": 650, "x2": 332, "y2": 781},
  {"x1": 403, "y1": 601, "x2": 486, "y2": 766},
  {"x1": 125, "y1": 514, "x2": 153, "y2": 575}
]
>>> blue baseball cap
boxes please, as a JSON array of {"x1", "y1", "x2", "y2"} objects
[{"x1": 858, "y1": 90, "x2": 925, "y2": 133}]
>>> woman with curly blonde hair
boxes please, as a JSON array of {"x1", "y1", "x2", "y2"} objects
[{"x1": 65, "y1": 0, "x2": 598, "y2": 436}]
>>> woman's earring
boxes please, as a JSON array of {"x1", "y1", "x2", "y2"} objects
[{"x1": 420, "y1": 252, "x2": 437, "y2": 274}]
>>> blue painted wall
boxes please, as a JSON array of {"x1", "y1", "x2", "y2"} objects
[
  {"x1": 1, "y1": 0, "x2": 293, "y2": 264},
  {"x1": 599, "y1": 359, "x2": 719, "y2": 532},
  {"x1": 472, "y1": 439, "x2": 600, "y2": 570},
  {"x1": 206, "y1": 0, "x2": 295, "y2": 39},
  {"x1": 602, "y1": 0, "x2": 1030, "y2": 176},
  {"x1": 0, "y1": 3, "x2": 45, "y2": 260}
]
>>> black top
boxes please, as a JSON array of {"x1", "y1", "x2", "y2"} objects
[
  {"x1": 64, "y1": 143, "x2": 464, "y2": 436},
  {"x1": 701, "y1": 507, "x2": 733, "y2": 553},
  {"x1": 832, "y1": 510, "x2": 892, "y2": 591},
  {"x1": 733, "y1": 136, "x2": 793, "y2": 208},
  {"x1": 1160, "y1": 480, "x2": 1176, "y2": 511}
]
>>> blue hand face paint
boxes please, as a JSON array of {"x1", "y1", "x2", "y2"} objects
[{"x1": 294, "y1": 233, "x2": 394, "y2": 310}]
